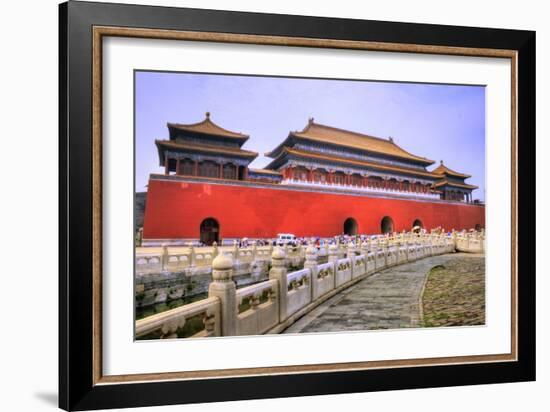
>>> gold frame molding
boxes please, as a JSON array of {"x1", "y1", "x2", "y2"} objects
[{"x1": 91, "y1": 26, "x2": 518, "y2": 386}]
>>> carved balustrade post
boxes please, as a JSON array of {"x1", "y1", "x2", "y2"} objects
[
  {"x1": 346, "y1": 242, "x2": 356, "y2": 259},
  {"x1": 347, "y1": 242, "x2": 356, "y2": 277},
  {"x1": 161, "y1": 244, "x2": 169, "y2": 272},
  {"x1": 328, "y1": 243, "x2": 339, "y2": 288},
  {"x1": 188, "y1": 242, "x2": 196, "y2": 267},
  {"x1": 269, "y1": 247, "x2": 288, "y2": 323},
  {"x1": 328, "y1": 243, "x2": 339, "y2": 264},
  {"x1": 252, "y1": 242, "x2": 257, "y2": 261},
  {"x1": 360, "y1": 240, "x2": 369, "y2": 256},
  {"x1": 232, "y1": 240, "x2": 239, "y2": 262},
  {"x1": 382, "y1": 240, "x2": 389, "y2": 267},
  {"x1": 303, "y1": 243, "x2": 319, "y2": 300},
  {"x1": 212, "y1": 241, "x2": 219, "y2": 259},
  {"x1": 451, "y1": 229, "x2": 457, "y2": 250},
  {"x1": 208, "y1": 253, "x2": 237, "y2": 336}
]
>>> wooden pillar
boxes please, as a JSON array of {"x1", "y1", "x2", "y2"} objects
[
  {"x1": 219, "y1": 163, "x2": 223, "y2": 179},
  {"x1": 175, "y1": 158, "x2": 180, "y2": 175},
  {"x1": 328, "y1": 171, "x2": 333, "y2": 184},
  {"x1": 363, "y1": 176, "x2": 368, "y2": 187},
  {"x1": 194, "y1": 160, "x2": 199, "y2": 176},
  {"x1": 164, "y1": 155, "x2": 170, "y2": 175},
  {"x1": 308, "y1": 168, "x2": 314, "y2": 182},
  {"x1": 243, "y1": 167, "x2": 248, "y2": 181}
]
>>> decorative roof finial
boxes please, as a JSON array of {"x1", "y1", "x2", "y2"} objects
[
  {"x1": 440, "y1": 160, "x2": 444, "y2": 165},
  {"x1": 388, "y1": 136, "x2": 394, "y2": 142},
  {"x1": 205, "y1": 111, "x2": 210, "y2": 118},
  {"x1": 308, "y1": 117, "x2": 314, "y2": 124}
]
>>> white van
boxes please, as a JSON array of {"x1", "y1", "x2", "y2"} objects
[{"x1": 276, "y1": 233, "x2": 296, "y2": 245}]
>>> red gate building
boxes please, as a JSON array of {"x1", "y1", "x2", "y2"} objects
[{"x1": 142, "y1": 113, "x2": 484, "y2": 245}]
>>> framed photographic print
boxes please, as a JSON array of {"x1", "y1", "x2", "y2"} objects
[{"x1": 59, "y1": 1, "x2": 535, "y2": 410}]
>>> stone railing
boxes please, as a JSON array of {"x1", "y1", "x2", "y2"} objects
[
  {"x1": 236, "y1": 279, "x2": 279, "y2": 335},
  {"x1": 136, "y1": 242, "x2": 308, "y2": 275},
  {"x1": 135, "y1": 296, "x2": 221, "y2": 339},
  {"x1": 454, "y1": 230, "x2": 485, "y2": 253},
  {"x1": 136, "y1": 231, "x2": 466, "y2": 339},
  {"x1": 135, "y1": 230, "x2": 470, "y2": 276}
]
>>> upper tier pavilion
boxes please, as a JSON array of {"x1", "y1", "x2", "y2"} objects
[{"x1": 265, "y1": 118, "x2": 441, "y2": 200}]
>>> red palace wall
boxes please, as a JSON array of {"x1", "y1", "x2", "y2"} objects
[{"x1": 142, "y1": 178, "x2": 485, "y2": 240}]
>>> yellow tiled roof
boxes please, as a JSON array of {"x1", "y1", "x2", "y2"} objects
[
  {"x1": 431, "y1": 161, "x2": 471, "y2": 178},
  {"x1": 167, "y1": 112, "x2": 249, "y2": 139},
  {"x1": 267, "y1": 119, "x2": 434, "y2": 165}
]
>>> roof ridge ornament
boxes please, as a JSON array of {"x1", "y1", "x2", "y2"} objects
[
  {"x1": 388, "y1": 136, "x2": 394, "y2": 142},
  {"x1": 205, "y1": 111, "x2": 210, "y2": 119}
]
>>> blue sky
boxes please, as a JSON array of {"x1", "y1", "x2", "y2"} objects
[{"x1": 135, "y1": 71, "x2": 485, "y2": 200}]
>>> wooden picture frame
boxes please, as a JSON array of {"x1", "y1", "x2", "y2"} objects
[{"x1": 59, "y1": 1, "x2": 535, "y2": 410}]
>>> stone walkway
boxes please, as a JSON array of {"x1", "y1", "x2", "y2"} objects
[{"x1": 283, "y1": 254, "x2": 473, "y2": 334}]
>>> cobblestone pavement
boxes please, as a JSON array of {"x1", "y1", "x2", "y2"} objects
[{"x1": 284, "y1": 253, "x2": 481, "y2": 334}]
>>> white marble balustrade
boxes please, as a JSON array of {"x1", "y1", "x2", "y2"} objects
[{"x1": 135, "y1": 230, "x2": 485, "y2": 339}]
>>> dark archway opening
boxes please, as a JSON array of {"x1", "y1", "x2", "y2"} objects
[
  {"x1": 475, "y1": 224, "x2": 482, "y2": 231},
  {"x1": 412, "y1": 219, "x2": 423, "y2": 229},
  {"x1": 343, "y1": 218, "x2": 358, "y2": 236},
  {"x1": 381, "y1": 216, "x2": 394, "y2": 234},
  {"x1": 200, "y1": 218, "x2": 219, "y2": 246}
]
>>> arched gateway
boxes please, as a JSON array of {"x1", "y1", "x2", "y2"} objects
[
  {"x1": 381, "y1": 216, "x2": 394, "y2": 234},
  {"x1": 200, "y1": 218, "x2": 219, "y2": 245},
  {"x1": 343, "y1": 218, "x2": 358, "y2": 236},
  {"x1": 412, "y1": 219, "x2": 423, "y2": 229}
]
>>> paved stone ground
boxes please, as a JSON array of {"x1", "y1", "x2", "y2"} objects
[
  {"x1": 421, "y1": 254, "x2": 485, "y2": 327},
  {"x1": 284, "y1": 253, "x2": 481, "y2": 334}
]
